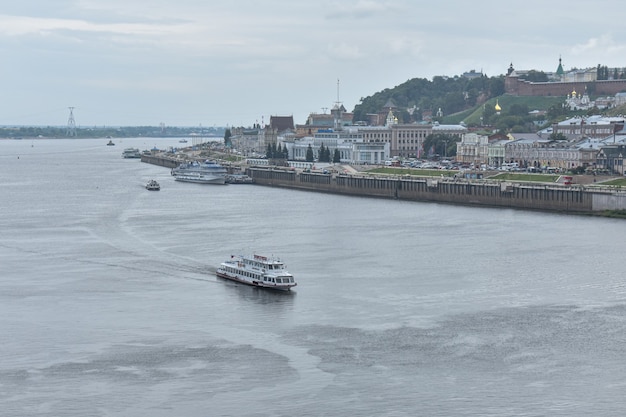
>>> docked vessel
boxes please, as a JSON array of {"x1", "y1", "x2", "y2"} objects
[
  {"x1": 171, "y1": 160, "x2": 227, "y2": 185},
  {"x1": 225, "y1": 174, "x2": 253, "y2": 184},
  {"x1": 145, "y1": 179, "x2": 160, "y2": 191},
  {"x1": 216, "y1": 254, "x2": 297, "y2": 291},
  {"x1": 122, "y1": 148, "x2": 141, "y2": 158},
  {"x1": 174, "y1": 172, "x2": 226, "y2": 184}
]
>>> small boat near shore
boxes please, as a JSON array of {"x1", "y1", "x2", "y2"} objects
[
  {"x1": 106, "y1": 140, "x2": 115, "y2": 146},
  {"x1": 225, "y1": 174, "x2": 253, "y2": 184},
  {"x1": 216, "y1": 254, "x2": 297, "y2": 291},
  {"x1": 145, "y1": 179, "x2": 160, "y2": 191}
]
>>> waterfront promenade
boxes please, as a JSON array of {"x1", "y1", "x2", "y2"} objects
[{"x1": 141, "y1": 152, "x2": 626, "y2": 215}]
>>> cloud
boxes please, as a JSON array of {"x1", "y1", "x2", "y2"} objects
[
  {"x1": 326, "y1": 0, "x2": 399, "y2": 19},
  {"x1": 388, "y1": 36, "x2": 424, "y2": 57},
  {"x1": 571, "y1": 34, "x2": 625, "y2": 56},
  {"x1": 328, "y1": 42, "x2": 363, "y2": 60}
]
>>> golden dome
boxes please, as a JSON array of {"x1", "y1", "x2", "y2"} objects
[{"x1": 495, "y1": 100, "x2": 501, "y2": 112}]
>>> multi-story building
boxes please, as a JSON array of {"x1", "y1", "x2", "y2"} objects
[
  {"x1": 287, "y1": 128, "x2": 388, "y2": 165},
  {"x1": 597, "y1": 145, "x2": 626, "y2": 175},
  {"x1": 551, "y1": 115, "x2": 625, "y2": 140},
  {"x1": 456, "y1": 133, "x2": 489, "y2": 166}
]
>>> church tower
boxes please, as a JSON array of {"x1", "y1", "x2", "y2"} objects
[{"x1": 556, "y1": 56, "x2": 564, "y2": 80}]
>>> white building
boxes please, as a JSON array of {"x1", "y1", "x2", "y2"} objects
[
  {"x1": 456, "y1": 132, "x2": 489, "y2": 166},
  {"x1": 288, "y1": 128, "x2": 389, "y2": 165}
]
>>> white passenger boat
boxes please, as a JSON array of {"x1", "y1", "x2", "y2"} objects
[
  {"x1": 216, "y1": 254, "x2": 297, "y2": 291},
  {"x1": 171, "y1": 160, "x2": 227, "y2": 185},
  {"x1": 174, "y1": 173, "x2": 224, "y2": 184},
  {"x1": 122, "y1": 148, "x2": 141, "y2": 158}
]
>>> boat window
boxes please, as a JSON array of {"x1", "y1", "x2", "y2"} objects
[{"x1": 276, "y1": 278, "x2": 282, "y2": 283}]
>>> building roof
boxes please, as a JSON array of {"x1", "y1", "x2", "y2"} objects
[
  {"x1": 270, "y1": 115, "x2": 294, "y2": 133},
  {"x1": 432, "y1": 124, "x2": 467, "y2": 132},
  {"x1": 556, "y1": 57, "x2": 564, "y2": 76},
  {"x1": 557, "y1": 115, "x2": 625, "y2": 126}
]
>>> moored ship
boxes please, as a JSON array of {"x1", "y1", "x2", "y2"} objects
[
  {"x1": 122, "y1": 148, "x2": 141, "y2": 158},
  {"x1": 216, "y1": 254, "x2": 297, "y2": 291},
  {"x1": 171, "y1": 160, "x2": 227, "y2": 185}
]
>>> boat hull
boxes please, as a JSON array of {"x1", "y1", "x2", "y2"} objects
[
  {"x1": 216, "y1": 270, "x2": 296, "y2": 291},
  {"x1": 171, "y1": 160, "x2": 227, "y2": 184},
  {"x1": 174, "y1": 175, "x2": 225, "y2": 185}
]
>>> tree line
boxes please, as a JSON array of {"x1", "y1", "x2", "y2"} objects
[
  {"x1": 305, "y1": 143, "x2": 341, "y2": 163},
  {"x1": 352, "y1": 74, "x2": 505, "y2": 124}
]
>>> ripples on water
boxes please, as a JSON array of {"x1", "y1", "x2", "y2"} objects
[{"x1": 1, "y1": 139, "x2": 625, "y2": 416}]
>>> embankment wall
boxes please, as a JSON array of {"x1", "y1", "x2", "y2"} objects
[
  {"x1": 246, "y1": 167, "x2": 626, "y2": 214},
  {"x1": 141, "y1": 154, "x2": 179, "y2": 168}
]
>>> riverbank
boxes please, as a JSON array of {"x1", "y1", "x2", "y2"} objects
[
  {"x1": 139, "y1": 151, "x2": 626, "y2": 215},
  {"x1": 244, "y1": 166, "x2": 626, "y2": 215}
]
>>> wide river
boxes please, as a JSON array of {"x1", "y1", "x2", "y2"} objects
[{"x1": 1, "y1": 138, "x2": 625, "y2": 416}]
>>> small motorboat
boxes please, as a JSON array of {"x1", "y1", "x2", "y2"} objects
[{"x1": 145, "y1": 180, "x2": 160, "y2": 191}]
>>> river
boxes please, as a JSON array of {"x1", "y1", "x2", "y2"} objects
[{"x1": 1, "y1": 138, "x2": 625, "y2": 416}]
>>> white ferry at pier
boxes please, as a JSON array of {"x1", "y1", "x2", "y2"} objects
[
  {"x1": 216, "y1": 254, "x2": 297, "y2": 291},
  {"x1": 171, "y1": 160, "x2": 227, "y2": 185}
]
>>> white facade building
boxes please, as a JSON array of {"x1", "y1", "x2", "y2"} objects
[
  {"x1": 288, "y1": 128, "x2": 389, "y2": 165},
  {"x1": 456, "y1": 132, "x2": 489, "y2": 166}
]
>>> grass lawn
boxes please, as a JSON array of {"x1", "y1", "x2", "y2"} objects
[
  {"x1": 488, "y1": 173, "x2": 559, "y2": 183},
  {"x1": 599, "y1": 177, "x2": 626, "y2": 186},
  {"x1": 366, "y1": 167, "x2": 456, "y2": 177}
]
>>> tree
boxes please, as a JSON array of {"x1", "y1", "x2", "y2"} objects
[
  {"x1": 305, "y1": 144, "x2": 314, "y2": 162},
  {"x1": 318, "y1": 143, "x2": 326, "y2": 162},
  {"x1": 282, "y1": 144, "x2": 289, "y2": 159},
  {"x1": 224, "y1": 128, "x2": 232, "y2": 148},
  {"x1": 423, "y1": 133, "x2": 458, "y2": 158},
  {"x1": 318, "y1": 144, "x2": 331, "y2": 162},
  {"x1": 519, "y1": 70, "x2": 548, "y2": 82},
  {"x1": 333, "y1": 148, "x2": 341, "y2": 163},
  {"x1": 549, "y1": 132, "x2": 568, "y2": 141}
]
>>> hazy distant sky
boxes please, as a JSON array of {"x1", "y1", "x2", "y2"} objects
[{"x1": 1, "y1": 1, "x2": 624, "y2": 127}]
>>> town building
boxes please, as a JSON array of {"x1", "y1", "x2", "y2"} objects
[
  {"x1": 287, "y1": 128, "x2": 388, "y2": 165},
  {"x1": 597, "y1": 145, "x2": 626, "y2": 175},
  {"x1": 456, "y1": 133, "x2": 489, "y2": 166},
  {"x1": 551, "y1": 115, "x2": 625, "y2": 140}
]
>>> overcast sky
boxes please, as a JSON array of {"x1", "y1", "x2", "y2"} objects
[{"x1": 2, "y1": 1, "x2": 625, "y2": 127}]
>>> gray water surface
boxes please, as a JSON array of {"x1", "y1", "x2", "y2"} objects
[{"x1": 1, "y1": 139, "x2": 625, "y2": 416}]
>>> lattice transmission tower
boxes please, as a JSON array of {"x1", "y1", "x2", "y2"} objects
[{"x1": 66, "y1": 107, "x2": 76, "y2": 137}]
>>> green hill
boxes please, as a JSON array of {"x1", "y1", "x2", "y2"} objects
[
  {"x1": 443, "y1": 96, "x2": 563, "y2": 125},
  {"x1": 606, "y1": 103, "x2": 626, "y2": 117}
]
